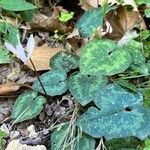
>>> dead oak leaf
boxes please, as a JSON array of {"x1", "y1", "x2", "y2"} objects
[
  {"x1": 105, "y1": 6, "x2": 142, "y2": 40},
  {"x1": 26, "y1": 44, "x2": 62, "y2": 71}
]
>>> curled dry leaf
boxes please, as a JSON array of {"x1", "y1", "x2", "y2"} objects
[
  {"x1": 105, "y1": 6, "x2": 142, "y2": 40},
  {"x1": 26, "y1": 44, "x2": 62, "y2": 71}
]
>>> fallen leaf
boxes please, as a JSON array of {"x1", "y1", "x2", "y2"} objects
[
  {"x1": 6, "y1": 140, "x2": 47, "y2": 150},
  {"x1": 0, "y1": 83, "x2": 31, "y2": 95},
  {"x1": 105, "y1": 6, "x2": 141, "y2": 40},
  {"x1": 26, "y1": 44, "x2": 62, "y2": 71},
  {"x1": 30, "y1": 7, "x2": 72, "y2": 34},
  {"x1": 79, "y1": 0, "x2": 138, "y2": 10},
  {"x1": 79, "y1": 0, "x2": 119, "y2": 10}
]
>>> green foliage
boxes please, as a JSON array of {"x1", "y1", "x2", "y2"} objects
[
  {"x1": 145, "y1": 9, "x2": 150, "y2": 18},
  {"x1": 59, "y1": 12, "x2": 74, "y2": 23},
  {"x1": 32, "y1": 69, "x2": 68, "y2": 96},
  {"x1": 50, "y1": 51, "x2": 80, "y2": 73},
  {"x1": 69, "y1": 72, "x2": 108, "y2": 106},
  {"x1": 0, "y1": 0, "x2": 36, "y2": 11},
  {"x1": 0, "y1": 130, "x2": 5, "y2": 150},
  {"x1": 143, "y1": 138, "x2": 150, "y2": 150},
  {"x1": 116, "y1": 79, "x2": 136, "y2": 92},
  {"x1": 20, "y1": 9, "x2": 37, "y2": 22},
  {"x1": 0, "y1": 47, "x2": 11, "y2": 64},
  {"x1": 51, "y1": 123, "x2": 96, "y2": 150},
  {"x1": 105, "y1": 137, "x2": 141, "y2": 150},
  {"x1": 77, "y1": 84, "x2": 150, "y2": 140},
  {"x1": 12, "y1": 90, "x2": 46, "y2": 122},
  {"x1": 76, "y1": 8, "x2": 103, "y2": 37},
  {"x1": 0, "y1": 21, "x2": 20, "y2": 45},
  {"x1": 80, "y1": 39, "x2": 132, "y2": 76}
]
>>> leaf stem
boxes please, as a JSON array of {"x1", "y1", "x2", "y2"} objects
[{"x1": 29, "y1": 58, "x2": 48, "y2": 98}]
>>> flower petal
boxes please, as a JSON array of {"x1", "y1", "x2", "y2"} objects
[
  {"x1": 16, "y1": 43, "x2": 27, "y2": 63},
  {"x1": 4, "y1": 42, "x2": 17, "y2": 54},
  {"x1": 27, "y1": 34, "x2": 34, "y2": 59}
]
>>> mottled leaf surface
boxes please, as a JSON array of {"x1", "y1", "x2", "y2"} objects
[
  {"x1": 76, "y1": 8, "x2": 103, "y2": 37},
  {"x1": 32, "y1": 69, "x2": 68, "y2": 96},
  {"x1": 50, "y1": 51, "x2": 80, "y2": 73},
  {"x1": 77, "y1": 84, "x2": 150, "y2": 140},
  {"x1": 0, "y1": 0, "x2": 36, "y2": 11},
  {"x1": 12, "y1": 90, "x2": 46, "y2": 122},
  {"x1": 80, "y1": 39, "x2": 132, "y2": 76},
  {"x1": 69, "y1": 72, "x2": 108, "y2": 106}
]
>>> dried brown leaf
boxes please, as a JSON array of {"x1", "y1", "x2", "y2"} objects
[
  {"x1": 105, "y1": 6, "x2": 142, "y2": 40},
  {"x1": 0, "y1": 83, "x2": 30, "y2": 95},
  {"x1": 30, "y1": 7, "x2": 72, "y2": 34},
  {"x1": 26, "y1": 44, "x2": 62, "y2": 71}
]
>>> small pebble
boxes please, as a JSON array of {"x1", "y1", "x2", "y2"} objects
[{"x1": 10, "y1": 131, "x2": 20, "y2": 140}]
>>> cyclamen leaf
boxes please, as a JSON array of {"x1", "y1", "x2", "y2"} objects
[
  {"x1": 69, "y1": 72, "x2": 108, "y2": 106},
  {"x1": 77, "y1": 84, "x2": 150, "y2": 140},
  {"x1": 94, "y1": 84, "x2": 143, "y2": 114},
  {"x1": 76, "y1": 7, "x2": 103, "y2": 37},
  {"x1": 32, "y1": 69, "x2": 68, "y2": 96},
  {"x1": 12, "y1": 90, "x2": 46, "y2": 122},
  {"x1": 80, "y1": 39, "x2": 132, "y2": 76},
  {"x1": 0, "y1": 0, "x2": 36, "y2": 11},
  {"x1": 50, "y1": 51, "x2": 80, "y2": 73}
]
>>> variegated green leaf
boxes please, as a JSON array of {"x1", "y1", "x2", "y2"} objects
[
  {"x1": 32, "y1": 69, "x2": 68, "y2": 96},
  {"x1": 12, "y1": 90, "x2": 46, "y2": 122},
  {"x1": 80, "y1": 39, "x2": 132, "y2": 76},
  {"x1": 77, "y1": 84, "x2": 150, "y2": 140},
  {"x1": 69, "y1": 72, "x2": 108, "y2": 106},
  {"x1": 50, "y1": 51, "x2": 80, "y2": 73},
  {"x1": 76, "y1": 8, "x2": 103, "y2": 37}
]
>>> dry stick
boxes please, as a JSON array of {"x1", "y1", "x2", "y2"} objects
[{"x1": 29, "y1": 58, "x2": 48, "y2": 98}]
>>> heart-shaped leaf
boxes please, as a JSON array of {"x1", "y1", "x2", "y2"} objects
[
  {"x1": 77, "y1": 84, "x2": 150, "y2": 140},
  {"x1": 80, "y1": 39, "x2": 132, "y2": 76},
  {"x1": 69, "y1": 72, "x2": 108, "y2": 106},
  {"x1": 76, "y1": 7, "x2": 103, "y2": 37},
  {"x1": 50, "y1": 51, "x2": 80, "y2": 73},
  {"x1": 12, "y1": 90, "x2": 46, "y2": 122},
  {"x1": 32, "y1": 69, "x2": 68, "y2": 96}
]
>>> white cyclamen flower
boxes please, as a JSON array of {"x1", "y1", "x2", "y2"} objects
[{"x1": 5, "y1": 34, "x2": 35, "y2": 64}]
